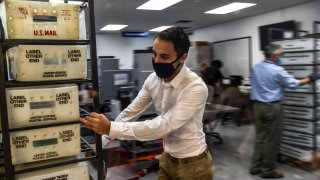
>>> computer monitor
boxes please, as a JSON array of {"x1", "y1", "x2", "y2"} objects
[
  {"x1": 114, "y1": 73, "x2": 129, "y2": 86},
  {"x1": 100, "y1": 70, "x2": 132, "y2": 101}
]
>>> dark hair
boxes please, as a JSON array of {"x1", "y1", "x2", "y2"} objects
[
  {"x1": 156, "y1": 27, "x2": 190, "y2": 57},
  {"x1": 211, "y1": 60, "x2": 223, "y2": 68},
  {"x1": 264, "y1": 43, "x2": 282, "y2": 58}
]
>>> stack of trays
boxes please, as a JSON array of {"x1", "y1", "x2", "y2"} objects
[
  {"x1": 5, "y1": 85, "x2": 81, "y2": 165},
  {"x1": 274, "y1": 38, "x2": 320, "y2": 162},
  {"x1": 0, "y1": 0, "x2": 91, "y2": 178}
]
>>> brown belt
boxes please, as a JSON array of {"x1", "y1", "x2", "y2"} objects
[{"x1": 165, "y1": 149, "x2": 208, "y2": 164}]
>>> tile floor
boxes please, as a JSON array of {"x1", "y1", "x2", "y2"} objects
[{"x1": 103, "y1": 123, "x2": 320, "y2": 180}]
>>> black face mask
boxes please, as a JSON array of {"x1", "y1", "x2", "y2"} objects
[{"x1": 152, "y1": 56, "x2": 181, "y2": 78}]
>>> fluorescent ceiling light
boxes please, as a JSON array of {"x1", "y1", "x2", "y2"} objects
[
  {"x1": 137, "y1": 0, "x2": 183, "y2": 10},
  {"x1": 149, "y1": 26, "x2": 172, "y2": 32},
  {"x1": 49, "y1": 0, "x2": 83, "y2": 5},
  {"x1": 100, "y1": 24, "x2": 128, "y2": 31},
  {"x1": 205, "y1": 2, "x2": 256, "y2": 14}
]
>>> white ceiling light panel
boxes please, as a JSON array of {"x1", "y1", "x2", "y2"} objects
[
  {"x1": 100, "y1": 24, "x2": 128, "y2": 31},
  {"x1": 137, "y1": 0, "x2": 183, "y2": 10},
  {"x1": 149, "y1": 26, "x2": 172, "y2": 32},
  {"x1": 205, "y1": 2, "x2": 257, "y2": 14}
]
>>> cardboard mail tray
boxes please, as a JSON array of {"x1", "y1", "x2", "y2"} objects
[
  {"x1": 282, "y1": 92, "x2": 318, "y2": 107},
  {"x1": 274, "y1": 38, "x2": 320, "y2": 52},
  {"x1": 284, "y1": 65, "x2": 316, "y2": 78},
  {"x1": 7, "y1": 45, "x2": 87, "y2": 81},
  {"x1": 6, "y1": 84, "x2": 79, "y2": 128},
  {"x1": 10, "y1": 124, "x2": 80, "y2": 165},
  {"x1": 16, "y1": 162, "x2": 89, "y2": 180},
  {"x1": 282, "y1": 52, "x2": 320, "y2": 65},
  {"x1": 1, "y1": 0, "x2": 79, "y2": 39},
  {"x1": 282, "y1": 130, "x2": 319, "y2": 148},
  {"x1": 283, "y1": 105, "x2": 320, "y2": 120},
  {"x1": 283, "y1": 118, "x2": 320, "y2": 134}
]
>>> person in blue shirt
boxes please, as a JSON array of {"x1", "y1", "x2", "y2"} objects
[{"x1": 249, "y1": 43, "x2": 318, "y2": 179}]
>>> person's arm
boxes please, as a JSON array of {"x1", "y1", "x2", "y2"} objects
[
  {"x1": 115, "y1": 78, "x2": 153, "y2": 123},
  {"x1": 277, "y1": 68, "x2": 316, "y2": 87},
  {"x1": 80, "y1": 75, "x2": 154, "y2": 134},
  {"x1": 299, "y1": 77, "x2": 311, "y2": 86},
  {"x1": 276, "y1": 68, "x2": 307, "y2": 89},
  {"x1": 108, "y1": 81, "x2": 208, "y2": 141}
]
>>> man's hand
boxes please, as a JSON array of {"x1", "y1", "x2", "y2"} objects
[
  {"x1": 308, "y1": 73, "x2": 320, "y2": 82},
  {"x1": 79, "y1": 112, "x2": 111, "y2": 135}
]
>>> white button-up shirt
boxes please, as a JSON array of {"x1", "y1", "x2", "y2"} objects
[{"x1": 109, "y1": 64, "x2": 208, "y2": 158}]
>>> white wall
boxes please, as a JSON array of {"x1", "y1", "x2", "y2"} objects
[
  {"x1": 95, "y1": 1, "x2": 320, "y2": 70},
  {"x1": 191, "y1": 0, "x2": 320, "y2": 67},
  {"x1": 96, "y1": 34, "x2": 155, "y2": 69}
]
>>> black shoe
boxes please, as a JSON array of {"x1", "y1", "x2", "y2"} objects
[
  {"x1": 249, "y1": 169, "x2": 261, "y2": 175},
  {"x1": 260, "y1": 171, "x2": 284, "y2": 179}
]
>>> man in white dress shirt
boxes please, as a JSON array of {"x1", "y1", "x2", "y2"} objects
[{"x1": 80, "y1": 27, "x2": 214, "y2": 179}]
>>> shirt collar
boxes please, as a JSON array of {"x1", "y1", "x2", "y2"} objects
[
  {"x1": 264, "y1": 59, "x2": 275, "y2": 64},
  {"x1": 166, "y1": 64, "x2": 187, "y2": 89}
]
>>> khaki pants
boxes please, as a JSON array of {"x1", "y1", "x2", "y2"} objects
[
  {"x1": 157, "y1": 149, "x2": 214, "y2": 180},
  {"x1": 250, "y1": 102, "x2": 283, "y2": 175}
]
